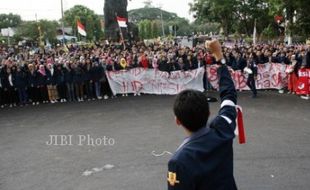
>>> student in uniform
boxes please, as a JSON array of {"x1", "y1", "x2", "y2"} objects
[
  {"x1": 64, "y1": 62, "x2": 75, "y2": 102},
  {"x1": 14, "y1": 65, "x2": 28, "y2": 106},
  {"x1": 54, "y1": 64, "x2": 66, "y2": 103},
  {"x1": 0, "y1": 66, "x2": 4, "y2": 108},
  {"x1": 84, "y1": 59, "x2": 94, "y2": 100},
  {"x1": 167, "y1": 40, "x2": 238, "y2": 190},
  {"x1": 91, "y1": 61, "x2": 104, "y2": 99},
  {"x1": 27, "y1": 64, "x2": 40, "y2": 105},
  {"x1": 37, "y1": 65, "x2": 49, "y2": 103},
  {"x1": 246, "y1": 52, "x2": 258, "y2": 98},
  {"x1": 2, "y1": 67, "x2": 17, "y2": 107},
  {"x1": 73, "y1": 62, "x2": 85, "y2": 102},
  {"x1": 46, "y1": 63, "x2": 58, "y2": 103}
]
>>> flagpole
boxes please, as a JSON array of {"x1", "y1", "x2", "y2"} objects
[
  {"x1": 115, "y1": 13, "x2": 126, "y2": 50},
  {"x1": 253, "y1": 19, "x2": 257, "y2": 46},
  {"x1": 61, "y1": 0, "x2": 65, "y2": 44}
]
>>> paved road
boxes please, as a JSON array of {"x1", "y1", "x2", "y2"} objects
[{"x1": 0, "y1": 91, "x2": 309, "y2": 190}]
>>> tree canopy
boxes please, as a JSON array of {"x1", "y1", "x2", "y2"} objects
[
  {"x1": 14, "y1": 20, "x2": 59, "y2": 44},
  {"x1": 190, "y1": 0, "x2": 310, "y2": 38},
  {"x1": 64, "y1": 5, "x2": 103, "y2": 41},
  {"x1": 0, "y1": 13, "x2": 22, "y2": 29}
]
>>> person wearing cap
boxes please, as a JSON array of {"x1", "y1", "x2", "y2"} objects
[{"x1": 167, "y1": 40, "x2": 238, "y2": 190}]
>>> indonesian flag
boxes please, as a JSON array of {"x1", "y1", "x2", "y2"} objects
[
  {"x1": 117, "y1": 16, "x2": 128, "y2": 28},
  {"x1": 77, "y1": 20, "x2": 87, "y2": 36}
]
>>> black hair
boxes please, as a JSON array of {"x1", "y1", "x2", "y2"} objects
[{"x1": 173, "y1": 90, "x2": 210, "y2": 132}]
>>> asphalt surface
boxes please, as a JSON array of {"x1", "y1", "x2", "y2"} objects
[{"x1": 0, "y1": 91, "x2": 309, "y2": 190}]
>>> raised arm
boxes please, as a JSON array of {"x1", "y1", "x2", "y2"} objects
[
  {"x1": 205, "y1": 40, "x2": 237, "y2": 104},
  {"x1": 206, "y1": 40, "x2": 237, "y2": 131}
]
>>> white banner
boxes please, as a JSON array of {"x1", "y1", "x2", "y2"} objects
[
  {"x1": 106, "y1": 68, "x2": 205, "y2": 95},
  {"x1": 206, "y1": 63, "x2": 288, "y2": 90}
]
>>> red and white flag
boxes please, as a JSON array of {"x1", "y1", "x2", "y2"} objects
[
  {"x1": 296, "y1": 68, "x2": 310, "y2": 95},
  {"x1": 235, "y1": 106, "x2": 246, "y2": 144},
  {"x1": 77, "y1": 20, "x2": 87, "y2": 36},
  {"x1": 117, "y1": 16, "x2": 128, "y2": 28}
]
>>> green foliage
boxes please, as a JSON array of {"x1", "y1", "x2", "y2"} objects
[
  {"x1": 151, "y1": 20, "x2": 160, "y2": 38},
  {"x1": 0, "y1": 13, "x2": 22, "y2": 29},
  {"x1": 130, "y1": 7, "x2": 193, "y2": 37},
  {"x1": 129, "y1": 7, "x2": 181, "y2": 23},
  {"x1": 15, "y1": 20, "x2": 59, "y2": 44},
  {"x1": 191, "y1": 22, "x2": 220, "y2": 35},
  {"x1": 138, "y1": 20, "x2": 160, "y2": 39},
  {"x1": 234, "y1": 0, "x2": 271, "y2": 36},
  {"x1": 64, "y1": 5, "x2": 103, "y2": 41},
  {"x1": 261, "y1": 24, "x2": 277, "y2": 40},
  {"x1": 190, "y1": 0, "x2": 236, "y2": 36},
  {"x1": 190, "y1": 0, "x2": 310, "y2": 39}
]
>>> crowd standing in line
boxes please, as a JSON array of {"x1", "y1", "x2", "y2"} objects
[{"x1": 0, "y1": 41, "x2": 309, "y2": 108}]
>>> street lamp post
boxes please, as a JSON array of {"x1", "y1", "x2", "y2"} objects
[
  {"x1": 61, "y1": 0, "x2": 65, "y2": 44},
  {"x1": 158, "y1": 4, "x2": 165, "y2": 37}
]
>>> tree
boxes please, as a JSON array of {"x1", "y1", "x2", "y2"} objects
[
  {"x1": 151, "y1": 20, "x2": 160, "y2": 38},
  {"x1": 261, "y1": 24, "x2": 277, "y2": 41},
  {"x1": 0, "y1": 13, "x2": 22, "y2": 29},
  {"x1": 190, "y1": 0, "x2": 237, "y2": 37},
  {"x1": 191, "y1": 22, "x2": 220, "y2": 35},
  {"x1": 233, "y1": 0, "x2": 272, "y2": 36},
  {"x1": 144, "y1": 20, "x2": 152, "y2": 39},
  {"x1": 129, "y1": 7, "x2": 180, "y2": 23},
  {"x1": 266, "y1": 0, "x2": 310, "y2": 39},
  {"x1": 15, "y1": 20, "x2": 59, "y2": 44},
  {"x1": 295, "y1": 0, "x2": 310, "y2": 37},
  {"x1": 138, "y1": 20, "x2": 146, "y2": 39},
  {"x1": 130, "y1": 7, "x2": 191, "y2": 37},
  {"x1": 64, "y1": 5, "x2": 103, "y2": 41}
]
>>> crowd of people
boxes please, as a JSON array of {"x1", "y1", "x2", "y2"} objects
[{"x1": 0, "y1": 40, "x2": 309, "y2": 108}]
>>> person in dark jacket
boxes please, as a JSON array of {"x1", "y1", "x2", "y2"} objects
[
  {"x1": 236, "y1": 52, "x2": 247, "y2": 72},
  {"x1": 0, "y1": 66, "x2": 5, "y2": 108},
  {"x1": 27, "y1": 64, "x2": 40, "y2": 105},
  {"x1": 246, "y1": 52, "x2": 258, "y2": 98},
  {"x1": 300, "y1": 42, "x2": 310, "y2": 100},
  {"x1": 14, "y1": 65, "x2": 28, "y2": 106},
  {"x1": 2, "y1": 67, "x2": 17, "y2": 107},
  {"x1": 91, "y1": 62, "x2": 104, "y2": 99},
  {"x1": 168, "y1": 40, "x2": 238, "y2": 190},
  {"x1": 187, "y1": 54, "x2": 198, "y2": 70},
  {"x1": 302, "y1": 45, "x2": 310, "y2": 69},
  {"x1": 158, "y1": 56, "x2": 170, "y2": 72},
  {"x1": 37, "y1": 65, "x2": 49, "y2": 103},
  {"x1": 177, "y1": 57, "x2": 190, "y2": 71},
  {"x1": 54, "y1": 64, "x2": 66, "y2": 102},
  {"x1": 131, "y1": 54, "x2": 139, "y2": 68},
  {"x1": 64, "y1": 63, "x2": 75, "y2": 102},
  {"x1": 46, "y1": 63, "x2": 58, "y2": 103},
  {"x1": 84, "y1": 59, "x2": 94, "y2": 100},
  {"x1": 72, "y1": 62, "x2": 85, "y2": 102}
]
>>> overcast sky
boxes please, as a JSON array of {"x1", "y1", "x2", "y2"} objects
[{"x1": 0, "y1": 0, "x2": 194, "y2": 21}]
